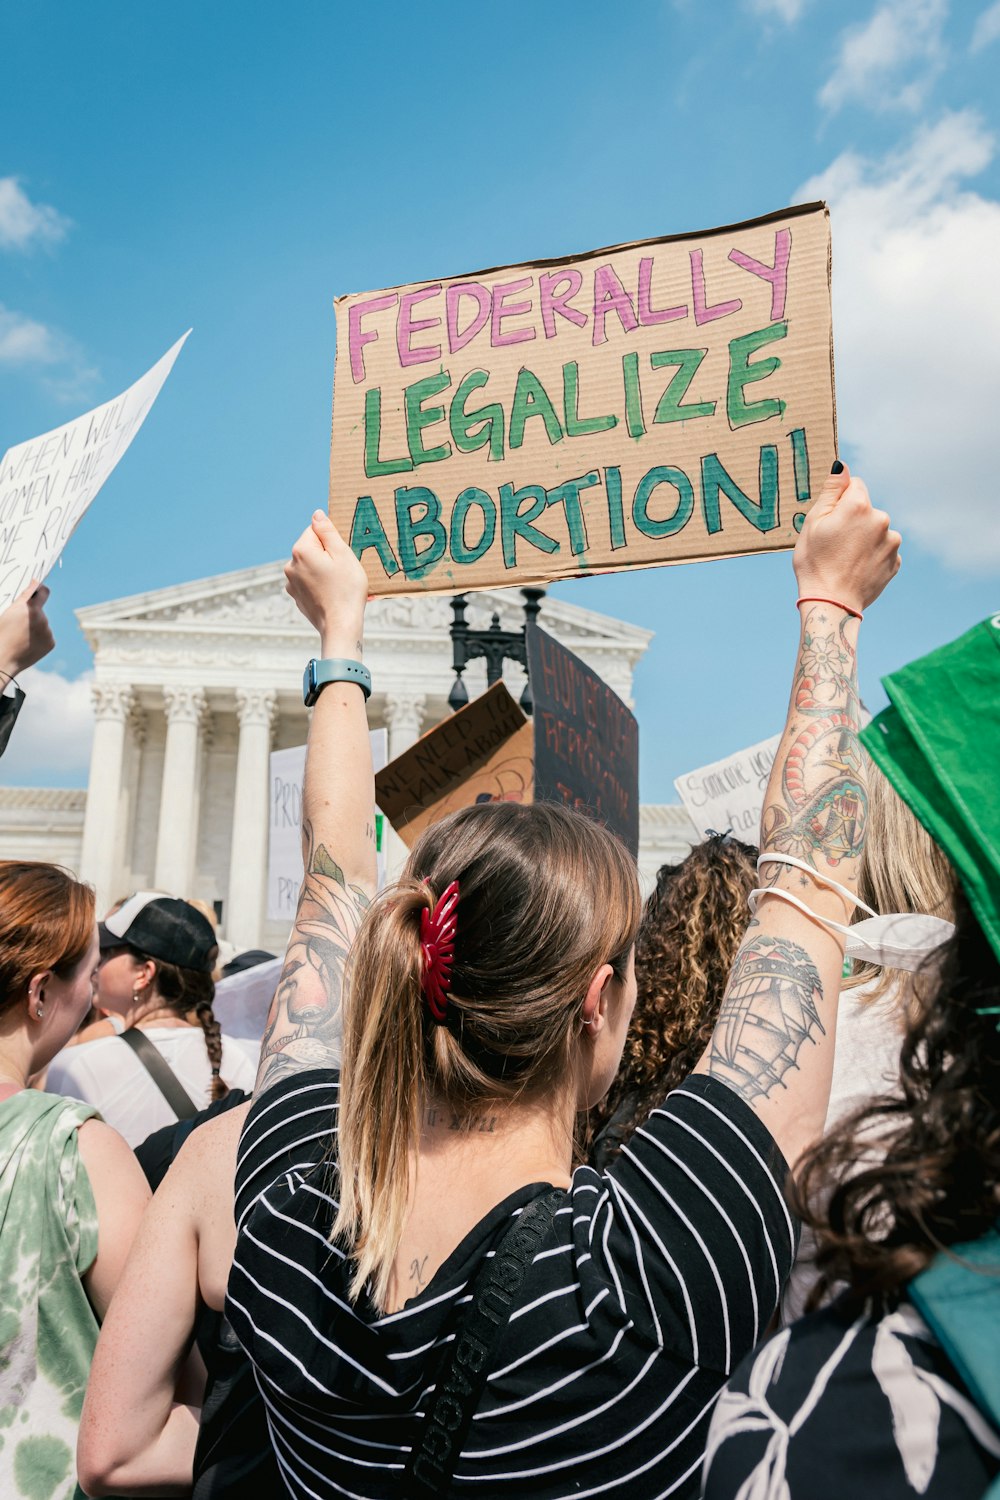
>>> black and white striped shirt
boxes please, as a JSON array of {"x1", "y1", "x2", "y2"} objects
[{"x1": 228, "y1": 1071, "x2": 795, "y2": 1499}]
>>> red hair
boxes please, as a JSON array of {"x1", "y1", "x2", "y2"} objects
[{"x1": 0, "y1": 862, "x2": 96, "y2": 1014}]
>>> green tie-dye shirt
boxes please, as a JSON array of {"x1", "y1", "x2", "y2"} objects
[{"x1": 0, "y1": 1090, "x2": 99, "y2": 1500}]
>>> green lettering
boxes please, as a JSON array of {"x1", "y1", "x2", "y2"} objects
[
  {"x1": 363, "y1": 387, "x2": 413, "y2": 478},
  {"x1": 631, "y1": 466, "x2": 694, "y2": 539},
  {"x1": 450, "y1": 370, "x2": 505, "y2": 462},
  {"x1": 450, "y1": 487, "x2": 497, "y2": 565},
  {"x1": 622, "y1": 352, "x2": 645, "y2": 438},
  {"x1": 726, "y1": 322, "x2": 787, "y2": 429},
  {"x1": 562, "y1": 361, "x2": 617, "y2": 438},
  {"x1": 701, "y1": 447, "x2": 780, "y2": 535},
  {"x1": 499, "y1": 482, "x2": 560, "y2": 569},
  {"x1": 509, "y1": 369, "x2": 563, "y2": 450},
  {"x1": 790, "y1": 426, "x2": 810, "y2": 501},
  {"x1": 651, "y1": 348, "x2": 716, "y2": 423},
  {"x1": 349, "y1": 495, "x2": 400, "y2": 576},
  {"x1": 404, "y1": 372, "x2": 452, "y2": 467},
  {"x1": 394, "y1": 485, "x2": 447, "y2": 578},
  {"x1": 605, "y1": 466, "x2": 626, "y2": 550}
]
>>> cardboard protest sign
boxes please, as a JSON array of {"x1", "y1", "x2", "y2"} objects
[
  {"x1": 375, "y1": 626, "x2": 639, "y2": 856},
  {"x1": 674, "y1": 732, "x2": 782, "y2": 843},
  {"x1": 331, "y1": 203, "x2": 834, "y2": 596},
  {"x1": 0, "y1": 332, "x2": 190, "y2": 611},
  {"x1": 525, "y1": 624, "x2": 639, "y2": 857},
  {"x1": 267, "y1": 729, "x2": 389, "y2": 921}
]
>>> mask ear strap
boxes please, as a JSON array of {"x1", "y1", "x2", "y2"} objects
[
  {"x1": 756, "y1": 852, "x2": 878, "y2": 919},
  {"x1": 748, "y1": 883, "x2": 855, "y2": 940}
]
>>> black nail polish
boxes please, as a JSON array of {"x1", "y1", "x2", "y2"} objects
[{"x1": 831, "y1": 459, "x2": 844, "y2": 475}]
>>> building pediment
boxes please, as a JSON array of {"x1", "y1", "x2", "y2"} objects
[{"x1": 77, "y1": 561, "x2": 654, "y2": 660}]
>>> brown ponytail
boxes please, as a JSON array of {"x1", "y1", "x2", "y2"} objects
[
  {"x1": 145, "y1": 952, "x2": 228, "y2": 1103},
  {"x1": 333, "y1": 801, "x2": 642, "y2": 1310}
]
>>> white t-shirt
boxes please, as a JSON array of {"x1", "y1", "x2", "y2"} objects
[
  {"x1": 46, "y1": 1027, "x2": 258, "y2": 1148},
  {"x1": 782, "y1": 978, "x2": 905, "y2": 1322}
]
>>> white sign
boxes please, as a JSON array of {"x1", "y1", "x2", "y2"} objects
[
  {"x1": 674, "y1": 732, "x2": 782, "y2": 843},
  {"x1": 267, "y1": 729, "x2": 389, "y2": 922},
  {"x1": 0, "y1": 331, "x2": 190, "y2": 610}
]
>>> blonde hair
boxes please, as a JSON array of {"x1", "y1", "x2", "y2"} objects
[
  {"x1": 845, "y1": 759, "x2": 956, "y2": 1005},
  {"x1": 332, "y1": 801, "x2": 642, "y2": 1310}
]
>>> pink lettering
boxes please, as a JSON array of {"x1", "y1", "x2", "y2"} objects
[
  {"x1": 490, "y1": 277, "x2": 535, "y2": 347},
  {"x1": 637, "y1": 256, "x2": 687, "y2": 325},
  {"x1": 690, "y1": 249, "x2": 742, "y2": 325},
  {"x1": 348, "y1": 293, "x2": 398, "y2": 384},
  {"x1": 397, "y1": 284, "x2": 443, "y2": 367},
  {"x1": 728, "y1": 228, "x2": 791, "y2": 321},
  {"x1": 592, "y1": 264, "x2": 639, "y2": 346},
  {"x1": 446, "y1": 283, "x2": 491, "y2": 353},
  {"x1": 539, "y1": 269, "x2": 588, "y2": 339}
]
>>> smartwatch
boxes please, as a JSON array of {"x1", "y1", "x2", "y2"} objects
[{"x1": 303, "y1": 658, "x2": 372, "y2": 707}]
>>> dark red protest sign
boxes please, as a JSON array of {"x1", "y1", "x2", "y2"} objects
[{"x1": 525, "y1": 623, "x2": 639, "y2": 856}]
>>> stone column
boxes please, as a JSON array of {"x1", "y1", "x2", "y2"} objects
[
  {"x1": 112, "y1": 703, "x2": 146, "y2": 895},
  {"x1": 154, "y1": 686, "x2": 207, "y2": 896},
  {"x1": 79, "y1": 684, "x2": 135, "y2": 913},
  {"x1": 384, "y1": 693, "x2": 426, "y2": 760},
  {"x1": 226, "y1": 688, "x2": 278, "y2": 951}
]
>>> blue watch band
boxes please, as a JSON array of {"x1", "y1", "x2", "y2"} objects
[{"x1": 303, "y1": 658, "x2": 372, "y2": 707}]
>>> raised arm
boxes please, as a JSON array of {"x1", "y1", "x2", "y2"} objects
[
  {"x1": 255, "y1": 511, "x2": 375, "y2": 1094},
  {"x1": 694, "y1": 465, "x2": 901, "y2": 1165}
]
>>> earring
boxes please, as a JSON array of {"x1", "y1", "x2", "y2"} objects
[{"x1": 35, "y1": 1003, "x2": 45, "y2": 1020}]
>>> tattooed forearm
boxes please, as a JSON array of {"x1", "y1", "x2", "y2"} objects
[
  {"x1": 708, "y1": 932, "x2": 825, "y2": 1102},
  {"x1": 255, "y1": 817, "x2": 370, "y2": 1094},
  {"x1": 761, "y1": 605, "x2": 865, "y2": 871}
]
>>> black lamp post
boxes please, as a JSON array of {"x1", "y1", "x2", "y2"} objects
[{"x1": 448, "y1": 589, "x2": 545, "y2": 714}]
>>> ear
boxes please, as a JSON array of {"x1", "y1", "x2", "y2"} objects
[
  {"x1": 135, "y1": 958, "x2": 157, "y2": 992},
  {"x1": 26, "y1": 970, "x2": 53, "y2": 1020},
  {"x1": 580, "y1": 963, "x2": 615, "y2": 1036}
]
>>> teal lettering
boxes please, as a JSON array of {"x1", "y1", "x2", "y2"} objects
[
  {"x1": 622, "y1": 352, "x2": 645, "y2": 438},
  {"x1": 605, "y1": 466, "x2": 626, "y2": 549},
  {"x1": 404, "y1": 372, "x2": 452, "y2": 467},
  {"x1": 509, "y1": 369, "x2": 564, "y2": 450},
  {"x1": 726, "y1": 322, "x2": 787, "y2": 429},
  {"x1": 651, "y1": 348, "x2": 716, "y2": 423},
  {"x1": 363, "y1": 387, "x2": 413, "y2": 478},
  {"x1": 632, "y1": 466, "x2": 695, "y2": 539},
  {"x1": 790, "y1": 426, "x2": 810, "y2": 501},
  {"x1": 394, "y1": 485, "x2": 447, "y2": 578},
  {"x1": 546, "y1": 470, "x2": 599, "y2": 556},
  {"x1": 450, "y1": 487, "x2": 496, "y2": 565},
  {"x1": 450, "y1": 369, "x2": 505, "y2": 462},
  {"x1": 701, "y1": 447, "x2": 780, "y2": 535},
  {"x1": 499, "y1": 482, "x2": 560, "y2": 569},
  {"x1": 349, "y1": 495, "x2": 400, "y2": 576}
]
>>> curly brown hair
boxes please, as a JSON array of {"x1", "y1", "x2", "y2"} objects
[
  {"x1": 794, "y1": 883, "x2": 1000, "y2": 1307},
  {"x1": 588, "y1": 833, "x2": 758, "y2": 1167}
]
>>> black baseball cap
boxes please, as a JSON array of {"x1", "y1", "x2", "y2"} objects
[{"x1": 99, "y1": 892, "x2": 218, "y2": 973}]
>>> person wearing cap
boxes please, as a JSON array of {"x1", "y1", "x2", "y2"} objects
[
  {"x1": 704, "y1": 613, "x2": 1000, "y2": 1499},
  {"x1": 47, "y1": 894, "x2": 256, "y2": 1148}
]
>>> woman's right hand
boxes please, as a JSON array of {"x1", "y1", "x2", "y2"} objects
[
  {"x1": 793, "y1": 463, "x2": 902, "y2": 613},
  {"x1": 284, "y1": 509, "x2": 369, "y2": 659}
]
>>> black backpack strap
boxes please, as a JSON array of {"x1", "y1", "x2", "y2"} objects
[
  {"x1": 119, "y1": 1028, "x2": 199, "y2": 1120},
  {"x1": 405, "y1": 1186, "x2": 566, "y2": 1498}
]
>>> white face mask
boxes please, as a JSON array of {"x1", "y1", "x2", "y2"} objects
[{"x1": 749, "y1": 853, "x2": 955, "y2": 972}]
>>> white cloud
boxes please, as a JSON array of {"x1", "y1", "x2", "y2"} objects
[
  {"x1": 819, "y1": 0, "x2": 947, "y2": 112},
  {"x1": 797, "y1": 110, "x2": 1000, "y2": 571},
  {"x1": 971, "y1": 0, "x2": 1000, "y2": 50},
  {"x1": 750, "y1": 0, "x2": 808, "y2": 21},
  {"x1": 0, "y1": 304, "x2": 66, "y2": 368},
  {"x1": 0, "y1": 667, "x2": 94, "y2": 781},
  {"x1": 0, "y1": 177, "x2": 70, "y2": 252}
]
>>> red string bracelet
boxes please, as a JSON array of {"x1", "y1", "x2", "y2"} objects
[{"x1": 796, "y1": 596, "x2": 863, "y2": 621}]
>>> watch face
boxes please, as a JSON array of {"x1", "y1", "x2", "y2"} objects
[{"x1": 303, "y1": 659, "x2": 318, "y2": 707}]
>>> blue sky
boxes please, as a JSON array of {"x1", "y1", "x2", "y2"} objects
[{"x1": 1, "y1": 0, "x2": 998, "y2": 799}]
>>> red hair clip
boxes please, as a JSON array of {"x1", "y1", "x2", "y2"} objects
[{"x1": 420, "y1": 880, "x2": 459, "y2": 1024}]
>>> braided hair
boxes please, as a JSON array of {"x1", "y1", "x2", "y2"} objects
[{"x1": 118, "y1": 943, "x2": 229, "y2": 1102}]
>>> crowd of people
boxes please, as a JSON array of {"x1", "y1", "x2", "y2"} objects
[{"x1": 0, "y1": 464, "x2": 997, "y2": 1499}]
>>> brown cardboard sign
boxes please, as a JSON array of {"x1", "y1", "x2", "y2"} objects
[
  {"x1": 331, "y1": 203, "x2": 835, "y2": 596},
  {"x1": 375, "y1": 683, "x2": 534, "y2": 847}
]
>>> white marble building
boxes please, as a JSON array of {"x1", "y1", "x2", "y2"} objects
[{"x1": 0, "y1": 562, "x2": 696, "y2": 951}]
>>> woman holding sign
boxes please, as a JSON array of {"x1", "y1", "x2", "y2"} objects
[{"x1": 223, "y1": 465, "x2": 899, "y2": 1499}]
